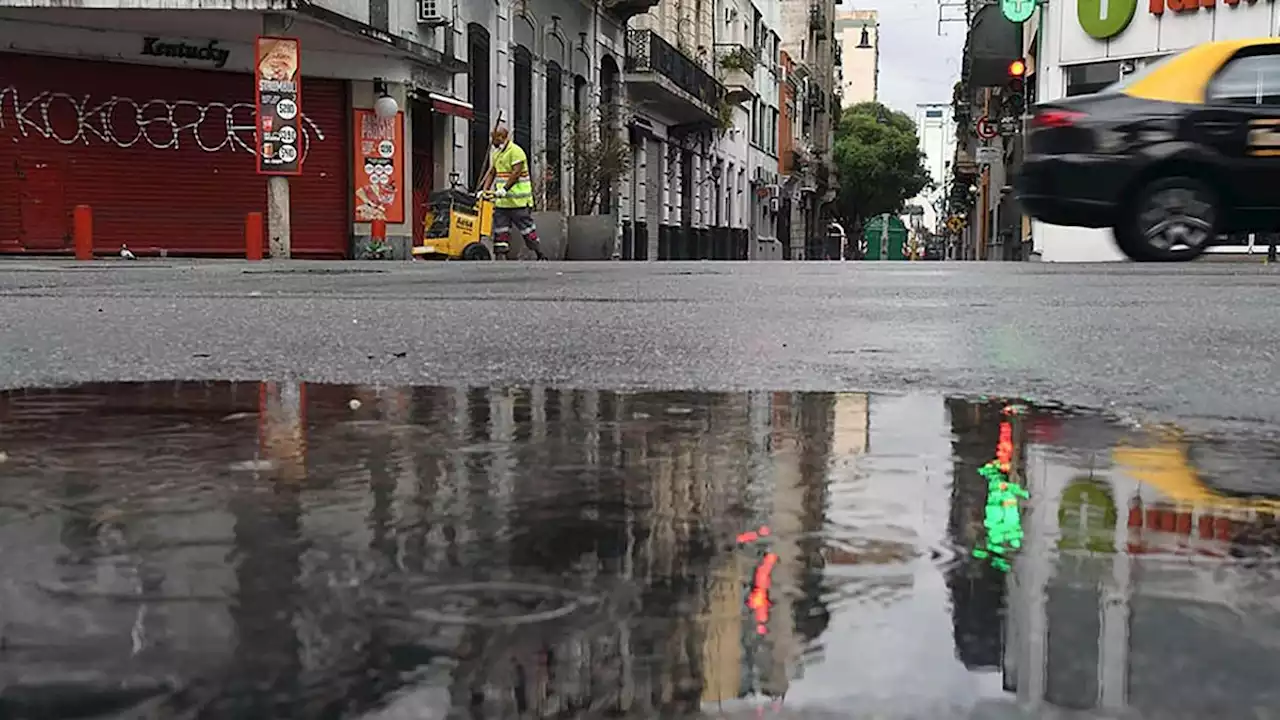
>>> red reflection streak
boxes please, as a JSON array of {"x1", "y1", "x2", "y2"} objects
[
  {"x1": 737, "y1": 526, "x2": 778, "y2": 634},
  {"x1": 747, "y1": 552, "x2": 779, "y2": 634}
]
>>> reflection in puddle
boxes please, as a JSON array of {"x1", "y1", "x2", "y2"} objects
[{"x1": 1, "y1": 384, "x2": 1279, "y2": 718}]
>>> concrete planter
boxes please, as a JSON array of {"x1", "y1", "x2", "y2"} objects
[
  {"x1": 566, "y1": 214, "x2": 617, "y2": 260},
  {"x1": 502, "y1": 211, "x2": 567, "y2": 260}
]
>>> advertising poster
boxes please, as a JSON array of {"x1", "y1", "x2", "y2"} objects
[
  {"x1": 353, "y1": 109, "x2": 405, "y2": 223},
  {"x1": 255, "y1": 36, "x2": 302, "y2": 175}
]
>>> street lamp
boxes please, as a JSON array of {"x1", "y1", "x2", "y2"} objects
[
  {"x1": 373, "y1": 78, "x2": 399, "y2": 119},
  {"x1": 857, "y1": 26, "x2": 872, "y2": 48}
]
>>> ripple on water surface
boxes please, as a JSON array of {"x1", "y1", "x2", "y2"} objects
[{"x1": 2, "y1": 383, "x2": 1280, "y2": 719}]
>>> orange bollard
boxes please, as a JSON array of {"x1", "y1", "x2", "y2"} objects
[
  {"x1": 73, "y1": 205, "x2": 93, "y2": 260},
  {"x1": 371, "y1": 219, "x2": 387, "y2": 242},
  {"x1": 245, "y1": 212, "x2": 263, "y2": 261}
]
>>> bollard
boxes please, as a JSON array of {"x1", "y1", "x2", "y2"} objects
[
  {"x1": 245, "y1": 212, "x2": 264, "y2": 261},
  {"x1": 371, "y1": 219, "x2": 387, "y2": 241},
  {"x1": 73, "y1": 205, "x2": 93, "y2": 261}
]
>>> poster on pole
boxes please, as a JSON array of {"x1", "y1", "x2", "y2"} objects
[
  {"x1": 353, "y1": 109, "x2": 405, "y2": 223},
  {"x1": 255, "y1": 36, "x2": 302, "y2": 175}
]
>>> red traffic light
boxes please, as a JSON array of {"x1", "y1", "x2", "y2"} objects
[{"x1": 1008, "y1": 58, "x2": 1027, "y2": 77}]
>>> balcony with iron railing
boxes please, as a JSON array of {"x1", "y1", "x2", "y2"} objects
[
  {"x1": 713, "y1": 43, "x2": 758, "y2": 104},
  {"x1": 625, "y1": 29, "x2": 726, "y2": 125},
  {"x1": 601, "y1": 0, "x2": 661, "y2": 22}
]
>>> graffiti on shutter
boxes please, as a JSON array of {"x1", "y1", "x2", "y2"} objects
[{"x1": 0, "y1": 86, "x2": 326, "y2": 159}]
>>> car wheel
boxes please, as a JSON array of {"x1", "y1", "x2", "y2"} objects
[
  {"x1": 1116, "y1": 176, "x2": 1217, "y2": 262},
  {"x1": 461, "y1": 242, "x2": 492, "y2": 261}
]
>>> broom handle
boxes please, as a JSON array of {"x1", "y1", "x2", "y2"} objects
[{"x1": 474, "y1": 109, "x2": 505, "y2": 193}]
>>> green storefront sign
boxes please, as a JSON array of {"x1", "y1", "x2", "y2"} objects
[{"x1": 1078, "y1": 0, "x2": 1138, "y2": 40}]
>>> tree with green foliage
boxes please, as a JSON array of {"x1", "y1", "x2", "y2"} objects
[{"x1": 832, "y1": 102, "x2": 933, "y2": 248}]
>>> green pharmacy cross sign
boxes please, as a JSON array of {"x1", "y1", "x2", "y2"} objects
[{"x1": 1002, "y1": 0, "x2": 1036, "y2": 23}]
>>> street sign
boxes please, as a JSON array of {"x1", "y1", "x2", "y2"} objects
[
  {"x1": 976, "y1": 146, "x2": 1001, "y2": 165},
  {"x1": 998, "y1": 116, "x2": 1021, "y2": 135},
  {"x1": 1001, "y1": 0, "x2": 1036, "y2": 23},
  {"x1": 975, "y1": 115, "x2": 998, "y2": 140}
]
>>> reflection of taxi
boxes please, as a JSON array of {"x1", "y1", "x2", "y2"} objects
[{"x1": 1016, "y1": 38, "x2": 1280, "y2": 262}]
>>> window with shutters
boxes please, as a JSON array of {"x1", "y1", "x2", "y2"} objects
[
  {"x1": 467, "y1": 23, "x2": 490, "y2": 187},
  {"x1": 599, "y1": 55, "x2": 619, "y2": 215},
  {"x1": 513, "y1": 46, "x2": 533, "y2": 154},
  {"x1": 545, "y1": 61, "x2": 564, "y2": 211}
]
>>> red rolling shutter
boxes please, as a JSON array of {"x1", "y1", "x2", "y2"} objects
[{"x1": 0, "y1": 53, "x2": 349, "y2": 257}]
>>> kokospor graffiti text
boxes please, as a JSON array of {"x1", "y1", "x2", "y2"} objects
[{"x1": 0, "y1": 87, "x2": 325, "y2": 158}]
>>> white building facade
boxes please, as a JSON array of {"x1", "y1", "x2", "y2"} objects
[
  {"x1": 911, "y1": 103, "x2": 955, "y2": 236},
  {"x1": 619, "y1": 0, "x2": 783, "y2": 260},
  {"x1": 835, "y1": 9, "x2": 878, "y2": 105},
  {"x1": 1034, "y1": 0, "x2": 1278, "y2": 262}
]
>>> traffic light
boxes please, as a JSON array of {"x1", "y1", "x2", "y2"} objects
[{"x1": 1004, "y1": 58, "x2": 1027, "y2": 118}]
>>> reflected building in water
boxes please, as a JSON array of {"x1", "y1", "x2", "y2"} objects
[
  {"x1": 699, "y1": 392, "x2": 842, "y2": 709},
  {"x1": 0, "y1": 382, "x2": 842, "y2": 719},
  {"x1": 995, "y1": 412, "x2": 1280, "y2": 718},
  {"x1": 944, "y1": 398, "x2": 1020, "y2": 674}
]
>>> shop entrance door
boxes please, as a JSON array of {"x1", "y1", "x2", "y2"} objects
[{"x1": 411, "y1": 98, "x2": 434, "y2": 247}]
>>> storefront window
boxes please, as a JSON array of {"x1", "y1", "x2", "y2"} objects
[
  {"x1": 1064, "y1": 54, "x2": 1175, "y2": 98},
  {"x1": 1065, "y1": 61, "x2": 1121, "y2": 97},
  {"x1": 1104, "y1": 53, "x2": 1177, "y2": 94}
]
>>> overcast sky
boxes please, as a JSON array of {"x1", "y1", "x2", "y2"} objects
[{"x1": 848, "y1": 0, "x2": 966, "y2": 116}]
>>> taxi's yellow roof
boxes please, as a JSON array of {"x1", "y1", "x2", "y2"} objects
[
  {"x1": 1123, "y1": 37, "x2": 1280, "y2": 105},
  {"x1": 1113, "y1": 442, "x2": 1280, "y2": 515}
]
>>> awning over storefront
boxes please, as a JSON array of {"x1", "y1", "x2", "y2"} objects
[{"x1": 427, "y1": 92, "x2": 474, "y2": 119}]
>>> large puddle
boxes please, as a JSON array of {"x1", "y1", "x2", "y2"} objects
[{"x1": 2, "y1": 383, "x2": 1279, "y2": 719}]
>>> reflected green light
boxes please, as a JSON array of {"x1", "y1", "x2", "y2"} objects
[{"x1": 975, "y1": 457, "x2": 1028, "y2": 572}]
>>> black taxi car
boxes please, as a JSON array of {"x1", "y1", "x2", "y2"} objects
[{"x1": 1016, "y1": 38, "x2": 1280, "y2": 262}]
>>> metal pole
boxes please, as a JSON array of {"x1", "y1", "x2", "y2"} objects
[
  {"x1": 879, "y1": 213, "x2": 889, "y2": 260},
  {"x1": 264, "y1": 12, "x2": 291, "y2": 258}
]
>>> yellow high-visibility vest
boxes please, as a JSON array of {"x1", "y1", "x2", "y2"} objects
[{"x1": 492, "y1": 142, "x2": 533, "y2": 209}]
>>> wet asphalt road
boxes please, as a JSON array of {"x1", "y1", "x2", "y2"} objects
[
  {"x1": 3, "y1": 383, "x2": 1279, "y2": 720},
  {"x1": 1, "y1": 259, "x2": 1279, "y2": 431}
]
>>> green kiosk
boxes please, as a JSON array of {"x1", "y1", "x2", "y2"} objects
[{"x1": 863, "y1": 214, "x2": 908, "y2": 261}]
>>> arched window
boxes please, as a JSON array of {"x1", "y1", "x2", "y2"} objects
[
  {"x1": 545, "y1": 61, "x2": 564, "y2": 211},
  {"x1": 573, "y1": 74, "x2": 587, "y2": 120},
  {"x1": 512, "y1": 45, "x2": 534, "y2": 156},
  {"x1": 466, "y1": 23, "x2": 491, "y2": 187},
  {"x1": 598, "y1": 55, "x2": 619, "y2": 215}
]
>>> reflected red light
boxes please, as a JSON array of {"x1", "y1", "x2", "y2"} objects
[
  {"x1": 759, "y1": 525, "x2": 771, "y2": 536},
  {"x1": 737, "y1": 531, "x2": 759, "y2": 544},
  {"x1": 746, "y1": 552, "x2": 779, "y2": 627},
  {"x1": 996, "y1": 421, "x2": 1014, "y2": 472}
]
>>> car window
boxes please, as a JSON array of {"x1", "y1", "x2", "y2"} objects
[{"x1": 1208, "y1": 53, "x2": 1280, "y2": 106}]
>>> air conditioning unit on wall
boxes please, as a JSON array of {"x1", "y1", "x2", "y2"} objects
[{"x1": 417, "y1": 0, "x2": 449, "y2": 26}]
